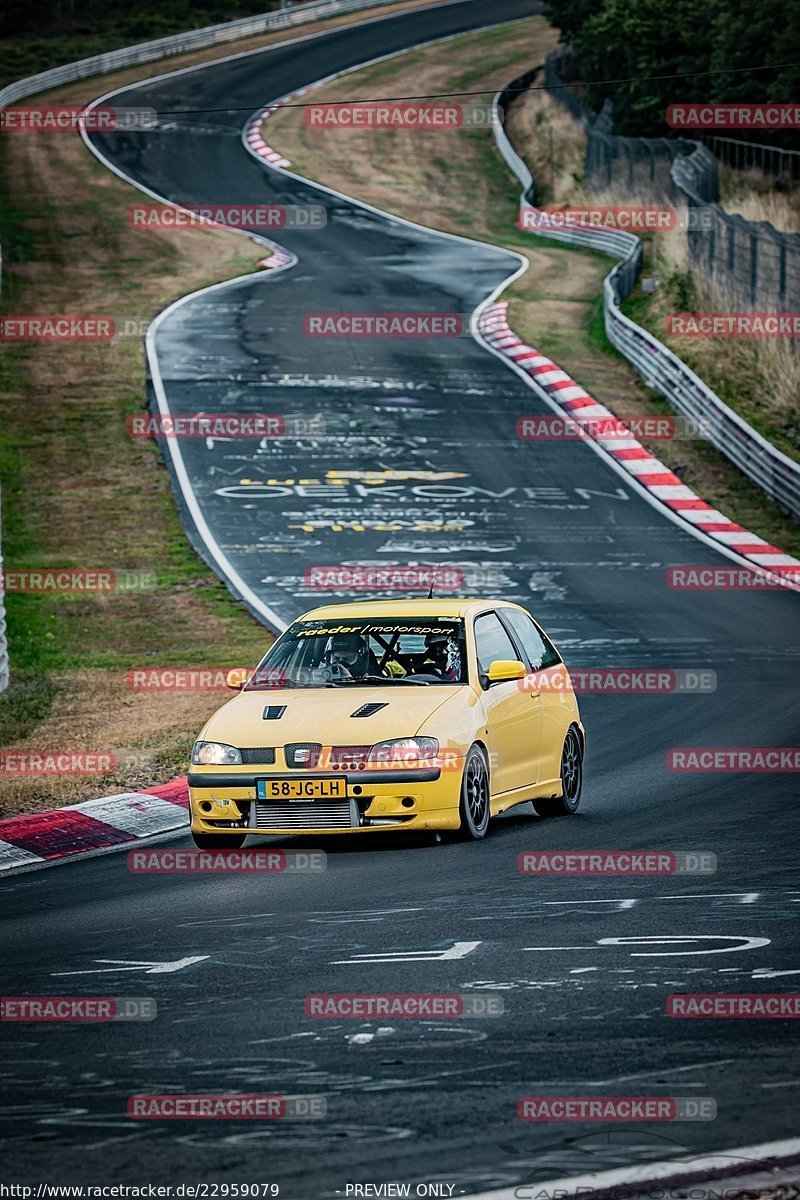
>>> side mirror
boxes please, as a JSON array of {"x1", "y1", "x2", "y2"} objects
[
  {"x1": 226, "y1": 668, "x2": 249, "y2": 691},
  {"x1": 485, "y1": 659, "x2": 527, "y2": 685}
]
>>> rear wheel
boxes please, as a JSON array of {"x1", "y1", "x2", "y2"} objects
[
  {"x1": 533, "y1": 727, "x2": 583, "y2": 816},
  {"x1": 458, "y1": 746, "x2": 490, "y2": 840},
  {"x1": 191, "y1": 832, "x2": 247, "y2": 849}
]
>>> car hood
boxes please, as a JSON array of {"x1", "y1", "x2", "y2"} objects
[{"x1": 203, "y1": 684, "x2": 469, "y2": 747}]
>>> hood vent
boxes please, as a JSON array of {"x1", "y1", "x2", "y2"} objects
[
  {"x1": 351, "y1": 702, "x2": 388, "y2": 718},
  {"x1": 262, "y1": 705, "x2": 287, "y2": 720}
]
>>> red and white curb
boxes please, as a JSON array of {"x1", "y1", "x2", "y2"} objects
[
  {"x1": 243, "y1": 87, "x2": 312, "y2": 168},
  {"x1": 479, "y1": 301, "x2": 800, "y2": 584},
  {"x1": 256, "y1": 247, "x2": 295, "y2": 270},
  {"x1": 0, "y1": 777, "x2": 189, "y2": 872},
  {"x1": 243, "y1": 90, "x2": 312, "y2": 269}
]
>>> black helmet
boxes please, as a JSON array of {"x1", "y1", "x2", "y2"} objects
[
  {"x1": 329, "y1": 632, "x2": 367, "y2": 660},
  {"x1": 425, "y1": 631, "x2": 449, "y2": 651}
]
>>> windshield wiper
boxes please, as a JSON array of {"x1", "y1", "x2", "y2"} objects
[{"x1": 326, "y1": 674, "x2": 430, "y2": 686}]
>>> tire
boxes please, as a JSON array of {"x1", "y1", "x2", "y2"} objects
[
  {"x1": 458, "y1": 745, "x2": 490, "y2": 840},
  {"x1": 533, "y1": 727, "x2": 583, "y2": 817},
  {"x1": 191, "y1": 832, "x2": 247, "y2": 849}
]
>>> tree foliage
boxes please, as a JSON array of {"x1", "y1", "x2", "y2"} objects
[{"x1": 544, "y1": 0, "x2": 800, "y2": 141}]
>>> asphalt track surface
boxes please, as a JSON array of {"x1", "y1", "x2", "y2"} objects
[{"x1": 2, "y1": 0, "x2": 800, "y2": 1193}]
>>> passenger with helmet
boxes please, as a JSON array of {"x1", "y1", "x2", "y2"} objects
[{"x1": 422, "y1": 631, "x2": 458, "y2": 680}]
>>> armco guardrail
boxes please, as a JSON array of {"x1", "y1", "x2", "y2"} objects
[
  {"x1": 0, "y1": 0, "x2": 410, "y2": 108},
  {"x1": 493, "y1": 76, "x2": 800, "y2": 520}
]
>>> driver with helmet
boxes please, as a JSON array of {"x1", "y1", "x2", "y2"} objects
[{"x1": 327, "y1": 632, "x2": 381, "y2": 679}]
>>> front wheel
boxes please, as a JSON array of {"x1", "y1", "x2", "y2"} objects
[
  {"x1": 191, "y1": 831, "x2": 247, "y2": 849},
  {"x1": 533, "y1": 727, "x2": 583, "y2": 816},
  {"x1": 458, "y1": 746, "x2": 490, "y2": 840}
]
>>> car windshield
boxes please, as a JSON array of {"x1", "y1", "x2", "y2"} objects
[{"x1": 245, "y1": 617, "x2": 468, "y2": 689}]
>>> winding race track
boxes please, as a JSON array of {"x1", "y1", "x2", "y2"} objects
[{"x1": 2, "y1": 0, "x2": 800, "y2": 1193}]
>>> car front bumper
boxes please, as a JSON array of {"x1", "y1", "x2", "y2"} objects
[{"x1": 188, "y1": 763, "x2": 464, "y2": 835}]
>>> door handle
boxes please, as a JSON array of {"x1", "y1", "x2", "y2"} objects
[{"x1": 529, "y1": 691, "x2": 541, "y2": 700}]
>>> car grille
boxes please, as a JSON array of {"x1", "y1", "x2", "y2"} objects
[
  {"x1": 285, "y1": 742, "x2": 321, "y2": 768},
  {"x1": 239, "y1": 747, "x2": 276, "y2": 765},
  {"x1": 253, "y1": 799, "x2": 354, "y2": 829}
]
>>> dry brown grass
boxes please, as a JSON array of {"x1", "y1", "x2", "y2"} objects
[
  {"x1": 263, "y1": 19, "x2": 560, "y2": 233},
  {"x1": 504, "y1": 87, "x2": 586, "y2": 206},
  {"x1": 720, "y1": 167, "x2": 800, "y2": 233}
]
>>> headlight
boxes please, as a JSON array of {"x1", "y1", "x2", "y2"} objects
[
  {"x1": 191, "y1": 741, "x2": 242, "y2": 766},
  {"x1": 367, "y1": 737, "x2": 439, "y2": 766}
]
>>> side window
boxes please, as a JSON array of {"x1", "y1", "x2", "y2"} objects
[
  {"x1": 474, "y1": 613, "x2": 519, "y2": 676},
  {"x1": 503, "y1": 609, "x2": 561, "y2": 670}
]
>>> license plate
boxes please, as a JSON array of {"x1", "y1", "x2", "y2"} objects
[{"x1": 257, "y1": 777, "x2": 348, "y2": 802}]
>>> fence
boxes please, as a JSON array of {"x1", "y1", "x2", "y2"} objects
[
  {"x1": 544, "y1": 52, "x2": 800, "y2": 313},
  {"x1": 494, "y1": 76, "x2": 800, "y2": 520},
  {"x1": 700, "y1": 136, "x2": 800, "y2": 183}
]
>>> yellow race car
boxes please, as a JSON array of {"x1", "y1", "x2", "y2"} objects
[{"x1": 188, "y1": 600, "x2": 585, "y2": 845}]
